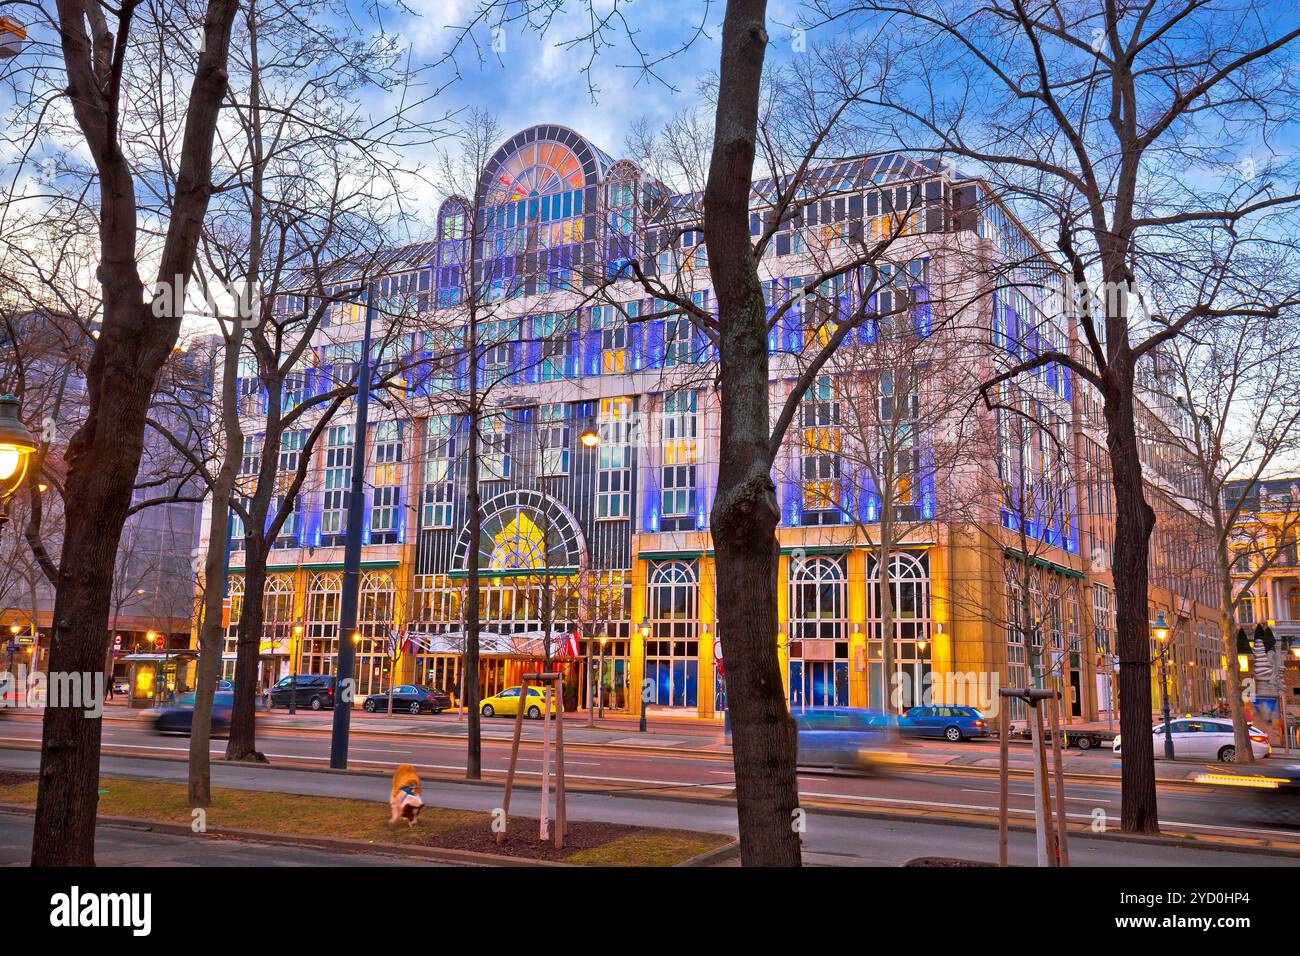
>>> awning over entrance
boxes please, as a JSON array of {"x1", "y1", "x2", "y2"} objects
[{"x1": 405, "y1": 629, "x2": 581, "y2": 659}]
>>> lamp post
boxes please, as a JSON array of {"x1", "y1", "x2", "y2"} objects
[
  {"x1": 330, "y1": 283, "x2": 376, "y2": 770},
  {"x1": 1153, "y1": 611, "x2": 1174, "y2": 760},
  {"x1": 638, "y1": 618, "x2": 650, "y2": 732},
  {"x1": 6, "y1": 624, "x2": 18, "y2": 679},
  {"x1": 289, "y1": 624, "x2": 304, "y2": 715},
  {"x1": 0, "y1": 395, "x2": 38, "y2": 533},
  {"x1": 598, "y1": 635, "x2": 608, "y2": 720}
]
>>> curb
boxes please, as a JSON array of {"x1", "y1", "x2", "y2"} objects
[
  {"x1": 678, "y1": 838, "x2": 740, "y2": 867},
  {"x1": 0, "y1": 803, "x2": 571, "y2": 867}
]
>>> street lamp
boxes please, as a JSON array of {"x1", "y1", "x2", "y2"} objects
[
  {"x1": 638, "y1": 618, "x2": 650, "y2": 732},
  {"x1": 0, "y1": 395, "x2": 38, "y2": 532},
  {"x1": 1153, "y1": 611, "x2": 1174, "y2": 760},
  {"x1": 5, "y1": 623, "x2": 19, "y2": 677},
  {"x1": 579, "y1": 426, "x2": 599, "y2": 448},
  {"x1": 598, "y1": 635, "x2": 608, "y2": 719},
  {"x1": 289, "y1": 623, "x2": 304, "y2": 715}
]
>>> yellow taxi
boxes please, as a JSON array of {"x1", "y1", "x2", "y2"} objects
[{"x1": 480, "y1": 685, "x2": 549, "y2": 719}]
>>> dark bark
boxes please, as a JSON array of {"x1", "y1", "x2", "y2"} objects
[
  {"x1": 32, "y1": 0, "x2": 239, "y2": 867},
  {"x1": 227, "y1": 543, "x2": 269, "y2": 761},
  {"x1": 465, "y1": 297, "x2": 482, "y2": 779},
  {"x1": 704, "y1": 0, "x2": 803, "y2": 867},
  {"x1": 1103, "y1": 361, "x2": 1160, "y2": 834}
]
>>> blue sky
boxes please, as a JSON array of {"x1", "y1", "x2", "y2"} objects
[{"x1": 392, "y1": 0, "x2": 807, "y2": 163}]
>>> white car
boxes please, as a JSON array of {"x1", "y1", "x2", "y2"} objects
[{"x1": 1112, "y1": 716, "x2": 1270, "y2": 762}]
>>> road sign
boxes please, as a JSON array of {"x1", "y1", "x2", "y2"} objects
[{"x1": 13, "y1": 635, "x2": 33, "y2": 645}]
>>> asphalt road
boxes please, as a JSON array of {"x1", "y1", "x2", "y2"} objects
[
  {"x1": 2, "y1": 712, "x2": 1298, "y2": 851},
  {"x1": 0, "y1": 746, "x2": 1290, "y2": 867}
]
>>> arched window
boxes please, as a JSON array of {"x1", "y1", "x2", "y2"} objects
[
  {"x1": 359, "y1": 571, "x2": 397, "y2": 639},
  {"x1": 648, "y1": 561, "x2": 697, "y2": 636},
  {"x1": 866, "y1": 550, "x2": 932, "y2": 710},
  {"x1": 263, "y1": 574, "x2": 295, "y2": 646},
  {"x1": 787, "y1": 555, "x2": 850, "y2": 708},
  {"x1": 354, "y1": 570, "x2": 397, "y2": 696},
  {"x1": 789, "y1": 555, "x2": 847, "y2": 642},
  {"x1": 223, "y1": 577, "x2": 246, "y2": 648},
  {"x1": 645, "y1": 561, "x2": 699, "y2": 708}
]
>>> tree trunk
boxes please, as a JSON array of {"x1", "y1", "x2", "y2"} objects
[
  {"x1": 1216, "y1": 550, "x2": 1256, "y2": 763},
  {"x1": 188, "y1": 461, "x2": 236, "y2": 804},
  {"x1": 1104, "y1": 369, "x2": 1160, "y2": 834},
  {"x1": 226, "y1": 547, "x2": 269, "y2": 761},
  {"x1": 31, "y1": 0, "x2": 238, "y2": 867},
  {"x1": 32, "y1": 315, "x2": 163, "y2": 865},
  {"x1": 465, "y1": 305, "x2": 482, "y2": 779},
  {"x1": 878, "y1": 535, "x2": 899, "y2": 712},
  {"x1": 703, "y1": 0, "x2": 800, "y2": 867}
]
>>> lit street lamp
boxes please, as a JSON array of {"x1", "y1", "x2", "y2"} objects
[
  {"x1": 289, "y1": 623, "x2": 304, "y2": 715},
  {"x1": 0, "y1": 394, "x2": 38, "y2": 532},
  {"x1": 638, "y1": 618, "x2": 650, "y2": 732},
  {"x1": 1153, "y1": 611, "x2": 1174, "y2": 760},
  {"x1": 598, "y1": 635, "x2": 608, "y2": 720}
]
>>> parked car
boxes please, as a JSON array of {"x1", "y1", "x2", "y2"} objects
[
  {"x1": 269, "y1": 674, "x2": 336, "y2": 711},
  {"x1": 480, "y1": 686, "x2": 547, "y2": 719},
  {"x1": 795, "y1": 708, "x2": 899, "y2": 773},
  {"x1": 111, "y1": 677, "x2": 130, "y2": 697},
  {"x1": 1113, "y1": 717, "x2": 1270, "y2": 762},
  {"x1": 363, "y1": 685, "x2": 451, "y2": 715},
  {"x1": 153, "y1": 691, "x2": 234, "y2": 735},
  {"x1": 898, "y1": 705, "x2": 991, "y2": 742}
]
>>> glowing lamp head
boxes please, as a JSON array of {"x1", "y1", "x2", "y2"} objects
[
  {"x1": 8, "y1": 625, "x2": 18, "y2": 636},
  {"x1": 1152, "y1": 611, "x2": 1169, "y2": 643},
  {"x1": 579, "y1": 427, "x2": 599, "y2": 448},
  {"x1": 638, "y1": 619, "x2": 650, "y2": 640},
  {"x1": 0, "y1": 394, "x2": 37, "y2": 485},
  {"x1": 599, "y1": 635, "x2": 608, "y2": 648}
]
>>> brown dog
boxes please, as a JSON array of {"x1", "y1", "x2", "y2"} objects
[{"x1": 389, "y1": 764, "x2": 424, "y2": 827}]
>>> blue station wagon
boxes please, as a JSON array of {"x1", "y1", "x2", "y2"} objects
[{"x1": 898, "y1": 705, "x2": 990, "y2": 742}]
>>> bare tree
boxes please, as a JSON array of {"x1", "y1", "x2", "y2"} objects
[
  {"x1": 1147, "y1": 308, "x2": 1300, "y2": 761},
  {"x1": 3, "y1": 0, "x2": 238, "y2": 866},
  {"x1": 802, "y1": 0, "x2": 1300, "y2": 833},
  {"x1": 180, "y1": 0, "x2": 450, "y2": 763}
]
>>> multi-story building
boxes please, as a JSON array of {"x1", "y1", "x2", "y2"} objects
[
  {"x1": 0, "y1": 315, "x2": 210, "y2": 687},
  {"x1": 1225, "y1": 477, "x2": 1300, "y2": 720},
  {"x1": 205, "y1": 122, "x2": 1219, "y2": 723}
]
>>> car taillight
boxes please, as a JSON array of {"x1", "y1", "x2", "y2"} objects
[
  {"x1": 1250, "y1": 734, "x2": 1267, "y2": 743},
  {"x1": 973, "y1": 720, "x2": 985, "y2": 727},
  {"x1": 327, "y1": 687, "x2": 334, "y2": 697}
]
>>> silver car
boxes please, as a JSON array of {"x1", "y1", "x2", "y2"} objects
[{"x1": 1113, "y1": 716, "x2": 1270, "y2": 762}]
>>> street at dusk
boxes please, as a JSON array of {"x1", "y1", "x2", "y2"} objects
[{"x1": 2, "y1": 0, "x2": 1299, "y2": 941}]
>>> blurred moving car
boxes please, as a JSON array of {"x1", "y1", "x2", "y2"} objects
[
  {"x1": 898, "y1": 705, "x2": 990, "y2": 742},
  {"x1": 269, "y1": 674, "x2": 336, "y2": 710},
  {"x1": 1194, "y1": 763, "x2": 1300, "y2": 828},
  {"x1": 363, "y1": 685, "x2": 451, "y2": 714},
  {"x1": 153, "y1": 691, "x2": 234, "y2": 735},
  {"x1": 480, "y1": 686, "x2": 547, "y2": 718},
  {"x1": 795, "y1": 708, "x2": 900, "y2": 773},
  {"x1": 1113, "y1": 716, "x2": 1270, "y2": 761}
]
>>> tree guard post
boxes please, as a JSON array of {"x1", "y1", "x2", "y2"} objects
[
  {"x1": 495, "y1": 671, "x2": 567, "y2": 848},
  {"x1": 998, "y1": 687, "x2": 1067, "y2": 866}
]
